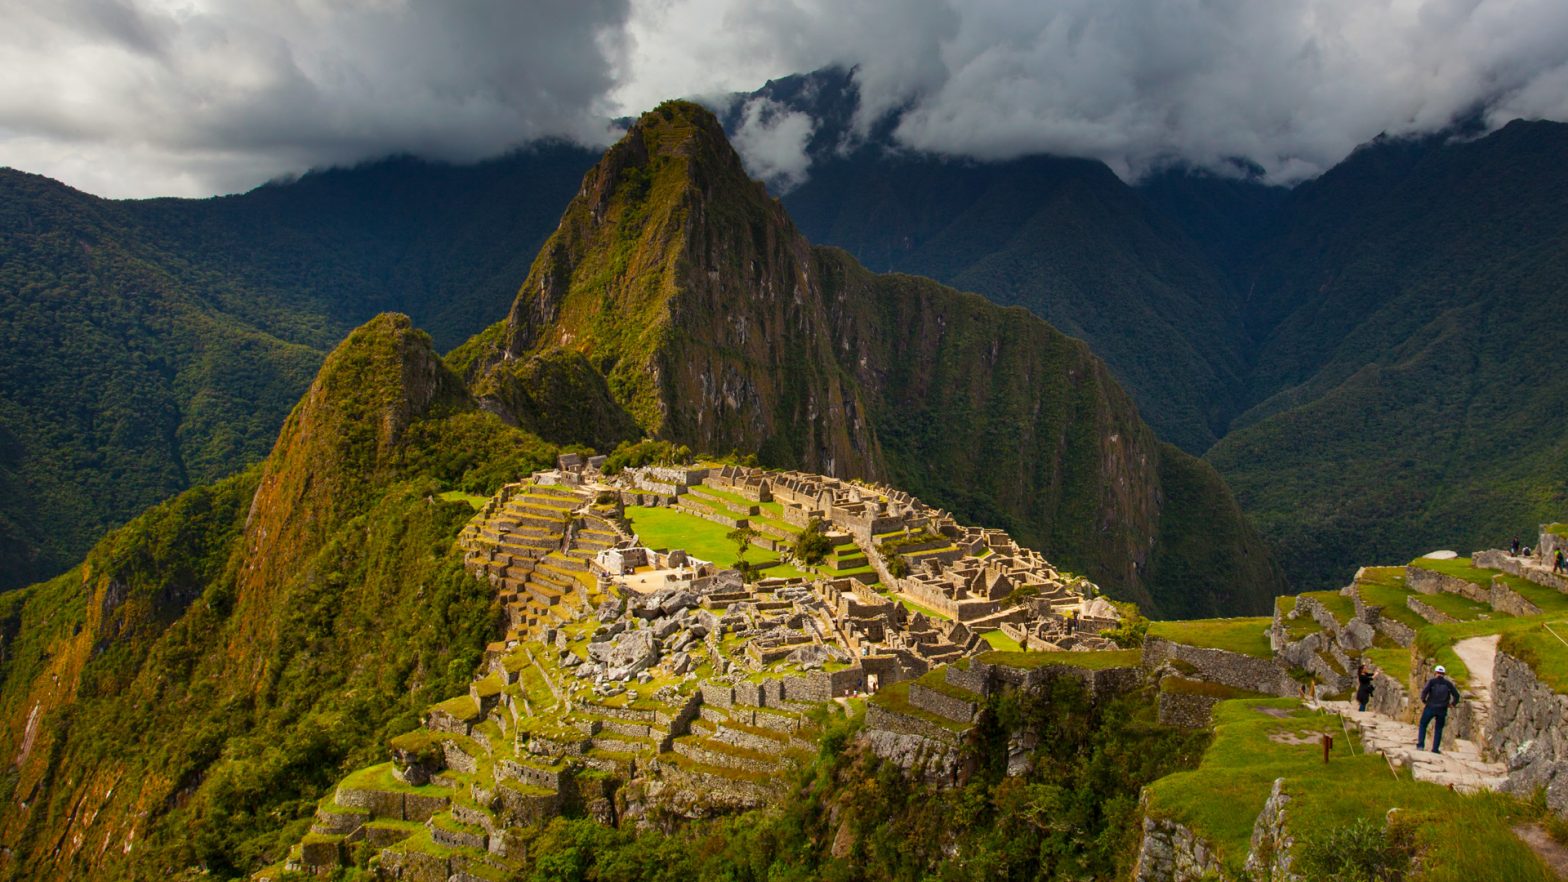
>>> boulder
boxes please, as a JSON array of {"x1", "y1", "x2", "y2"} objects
[{"x1": 605, "y1": 630, "x2": 660, "y2": 680}]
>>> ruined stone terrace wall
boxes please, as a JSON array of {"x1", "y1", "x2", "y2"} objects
[
  {"x1": 1406, "y1": 566, "x2": 1475, "y2": 598},
  {"x1": 1142, "y1": 637, "x2": 1297, "y2": 697},
  {"x1": 1132, "y1": 811, "x2": 1224, "y2": 882},
  {"x1": 1490, "y1": 650, "x2": 1568, "y2": 765}
]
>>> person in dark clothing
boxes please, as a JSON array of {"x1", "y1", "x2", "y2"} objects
[
  {"x1": 1512, "y1": 536, "x2": 1522, "y2": 556},
  {"x1": 1556, "y1": 549, "x2": 1565, "y2": 574},
  {"x1": 1418, "y1": 665, "x2": 1461, "y2": 753},
  {"x1": 1355, "y1": 663, "x2": 1376, "y2": 712}
]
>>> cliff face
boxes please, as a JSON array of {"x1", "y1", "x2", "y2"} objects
[{"x1": 464, "y1": 102, "x2": 1284, "y2": 616}]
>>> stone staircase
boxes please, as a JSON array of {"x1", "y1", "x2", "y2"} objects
[{"x1": 1316, "y1": 634, "x2": 1509, "y2": 793}]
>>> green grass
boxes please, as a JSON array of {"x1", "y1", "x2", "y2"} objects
[
  {"x1": 980, "y1": 630, "x2": 1023, "y2": 652},
  {"x1": 867, "y1": 680, "x2": 969, "y2": 733},
  {"x1": 1496, "y1": 573, "x2": 1568, "y2": 614},
  {"x1": 1412, "y1": 590, "x2": 1496, "y2": 622},
  {"x1": 912, "y1": 668, "x2": 984, "y2": 703},
  {"x1": 1545, "y1": 524, "x2": 1568, "y2": 539},
  {"x1": 1351, "y1": 574, "x2": 1430, "y2": 632},
  {"x1": 438, "y1": 489, "x2": 489, "y2": 510},
  {"x1": 624, "y1": 505, "x2": 760, "y2": 568},
  {"x1": 1409, "y1": 556, "x2": 1496, "y2": 588},
  {"x1": 1298, "y1": 589, "x2": 1355, "y2": 626},
  {"x1": 1499, "y1": 623, "x2": 1568, "y2": 694},
  {"x1": 975, "y1": 648, "x2": 1143, "y2": 670},
  {"x1": 1361, "y1": 647, "x2": 1411, "y2": 685},
  {"x1": 879, "y1": 589, "x2": 950, "y2": 621},
  {"x1": 1144, "y1": 699, "x2": 1554, "y2": 879},
  {"x1": 688, "y1": 484, "x2": 760, "y2": 511},
  {"x1": 1275, "y1": 596, "x2": 1323, "y2": 642},
  {"x1": 338, "y1": 762, "x2": 450, "y2": 798},
  {"x1": 1148, "y1": 617, "x2": 1273, "y2": 658}
]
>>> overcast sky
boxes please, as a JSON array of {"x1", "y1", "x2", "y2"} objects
[{"x1": 3, "y1": 0, "x2": 1567, "y2": 198}]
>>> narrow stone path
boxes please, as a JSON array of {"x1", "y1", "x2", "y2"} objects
[
  {"x1": 1315, "y1": 635, "x2": 1507, "y2": 793},
  {"x1": 1453, "y1": 634, "x2": 1500, "y2": 746}
]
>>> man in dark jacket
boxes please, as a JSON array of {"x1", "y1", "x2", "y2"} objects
[{"x1": 1417, "y1": 665, "x2": 1461, "y2": 753}]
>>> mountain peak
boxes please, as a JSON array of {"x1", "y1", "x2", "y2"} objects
[{"x1": 474, "y1": 99, "x2": 795, "y2": 436}]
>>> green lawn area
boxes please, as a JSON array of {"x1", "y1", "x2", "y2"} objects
[
  {"x1": 1497, "y1": 573, "x2": 1568, "y2": 614},
  {"x1": 867, "y1": 680, "x2": 968, "y2": 733},
  {"x1": 975, "y1": 648, "x2": 1143, "y2": 670},
  {"x1": 1545, "y1": 523, "x2": 1568, "y2": 538},
  {"x1": 1500, "y1": 623, "x2": 1568, "y2": 694},
  {"x1": 980, "y1": 630, "x2": 1022, "y2": 652},
  {"x1": 1362, "y1": 646, "x2": 1412, "y2": 685},
  {"x1": 626, "y1": 504, "x2": 812, "y2": 580},
  {"x1": 1409, "y1": 556, "x2": 1496, "y2": 587},
  {"x1": 1147, "y1": 617, "x2": 1273, "y2": 658},
  {"x1": 688, "y1": 484, "x2": 759, "y2": 511},
  {"x1": 438, "y1": 489, "x2": 488, "y2": 510},
  {"x1": 626, "y1": 505, "x2": 756, "y2": 566},
  {"x1": 1413, "y1": 589, "x2": 1496, "y2": 622},
  {"x1": 1298, "y1": 589, "x2": 1356, "y2": 626},
  {"x1": 1351, "y1": 576, "x2": 1430, "y2": 632},
  {"x1": 1144, "y1": 699, "x2": 1554, "y2": 880}
]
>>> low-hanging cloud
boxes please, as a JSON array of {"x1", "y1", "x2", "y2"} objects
[
  {"x1": 4, "y1": 0, "x2": 1568, "y2": 197},
  {"x1": 620, "y1": 0, "x2": 1568, "y2": 185},
  {"x1": 729, "y1": 97, "x2": 815, "y2": 191}
]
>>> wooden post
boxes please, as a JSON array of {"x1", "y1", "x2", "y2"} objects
[{"x1": 1322, "y1": 733, "x2": 1334, "y2": 763}]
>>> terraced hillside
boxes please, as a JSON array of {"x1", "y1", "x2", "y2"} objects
[{"x1": 259, "y1": 457, "x2": 1124, "y2": 876}]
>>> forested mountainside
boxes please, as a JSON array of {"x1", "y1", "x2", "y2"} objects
[
  {"x1": 0, "y1": 146, "x2": 595, "y2": 589},
  {"x1": 1205, "y1": 120, "x2": 1568, "y2": 588},
  {"x1": 0, "y1": 314, "x2": 561, "y2": 880}
]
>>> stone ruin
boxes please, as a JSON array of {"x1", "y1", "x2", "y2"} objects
[{"x1": 261, "y1": 462, "x2": 1123, "y2": 879}]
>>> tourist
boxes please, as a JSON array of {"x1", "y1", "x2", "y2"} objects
[
  {"x1": 1555, "y1": 549, "x2": 1565, "y2": 574},
  {"x1": 1417, "y1": 665, "x2": 1461, "y2": 754},
  {"x1": 1355, "y1": 662, "x2": 1375, "y2": 712},
  {"x1": 1512, "y1": 535, "x2": 1522, "y2": 556}
]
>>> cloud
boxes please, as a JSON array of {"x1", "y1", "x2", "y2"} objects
[
  {"x1": 616, "y1": 0, "x2": 1568, "y2": 185},
  {"x1": 3, "y1": 0, "x2": 1568, "y2": 196},
  {"x1": 729, "y1": 97, "x2": 815, "y2": 191},
  {"x1": 0, "y1": 0, "x2": 631, "y2": 197}
]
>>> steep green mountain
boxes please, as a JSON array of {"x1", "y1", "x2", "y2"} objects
[
  {"x1": 0, "y1": 313, "x2": 559, "y2": 880},
  {"x1": 1207, "y1": 120, "x2": 1568, "y2": 588},
  {"x1": 461, "y1": 101, "x2": 1284, "y2": 618},
  {"x1": 0, "y1": 146, "x2": 595, "y2": 589},
  {"x1": 742, "y1": 70, "x2": 1254, "y2": 453},
  {"x1": 0, "y1": 171, "x2": 321, "y2": 589}
]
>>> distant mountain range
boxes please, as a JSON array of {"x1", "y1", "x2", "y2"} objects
[{"x1": 2, "y1": 67, "x2": 1564, "y2": 594}]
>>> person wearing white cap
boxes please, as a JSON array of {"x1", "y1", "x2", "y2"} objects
[{"x1": 1417, "y1": 664, "x2": 1461, "y2": 753}]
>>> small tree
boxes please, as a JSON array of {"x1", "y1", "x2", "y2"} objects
[
  {"x1": 727, "y1": 526, "x2": 758, "y2": 571},
  {"x1": 793, "y1": 518, "x2": 832, "y2": 566}
]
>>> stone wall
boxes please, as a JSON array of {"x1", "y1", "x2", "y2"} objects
[
  {"x1": 1490, "y1": 650, "x2": 1568, "y2": 812},
  {"x1": 1132, "y1": 812, "x2": 1225, "y2": 882},
  {"x1": 1366, "y1": 669, "x2": 1410, "y2": 720},
  {"x1": 1405, "y1": 595, "x2": 1456, "y2": 625},
  {"x1": 1405, "y1": 566, "x2": 1472, "y2": 597},
  {"x1": 907, "y1": 682, "x2": 978, "y2": 724},
  {"x1": 1242, "y1": 778, "x2": 1296, "y2": 882},
  {"x1": 1157, "y1": 689, "x2": 1221, "y2": 729},
  {"x1": 1142, "y1": 637, "x2": 1297, "y2": 697}
]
